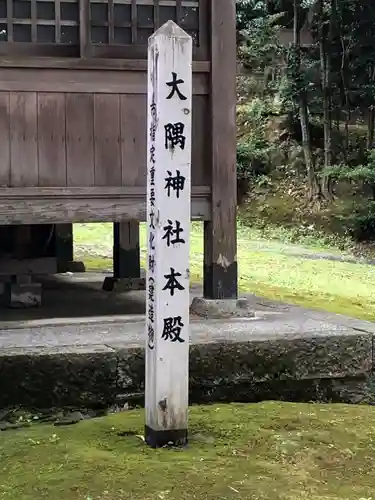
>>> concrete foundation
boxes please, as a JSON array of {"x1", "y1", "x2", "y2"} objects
[
  {"x1": 0, "y1": 321, "x2": 373, "y2": 409},
  {"x1": 0, "y1": 273, "x2": 374, "y2": 409}
]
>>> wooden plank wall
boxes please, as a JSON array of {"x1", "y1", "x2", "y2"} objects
[{"x1": 0, "y1": 91, "x2": 210, "y2": 188}]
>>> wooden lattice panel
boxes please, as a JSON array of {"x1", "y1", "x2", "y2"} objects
[
  {"x1": 89, "y1": 0, "x2": 200, "y2": 46},
  {"x1": 0, "y1": 0, "x2": 79, "y2": 44}
]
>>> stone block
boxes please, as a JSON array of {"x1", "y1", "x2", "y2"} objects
[
  {"x1": 0, "y1": 345, "x2": 118, "y2": 409},
  {"x1": 59, "y1": 261, "x2": 86, "y2": 273},
  {"x1": 113, "y1": 331, "x2": 372, "y2": 406},
  {"x1": 188, "y1": 334, "x2": 372, "y2": 385},
  {"x1": 0, "y1": 329, "x2": 372, "y2": 410},
  {"x1": 113, "y1": 346, "x2": 145, "y2": 402},
  {"x1": 190, "y1": 297, "x2": 255, "y2": 319},
  {"x1": 102, "y1": 277, "x2": 146, "y2": 292},
  {"x1": 6, "y1": 281, "x2": 42, "y2": 308}
]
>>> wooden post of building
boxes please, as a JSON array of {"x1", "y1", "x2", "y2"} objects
[
  {"x1": 145, "y1": 20, "x2": 192, "y2": 448},
  {"x1": 103, "y1": 221, "x2": 143, "y2": 291},
  {"x1": 113, "y1": 221, "x2": 141, "y2": 279},
  {"x1": 203, "y1": 0, "x2": 238, "y2": 300},
  {"x1": 55, "y1": 224, "x2": 73, "y2": 272},
  {"x1": 55, "y1": 224, "x2": 85, "y2": 273},
  {"x1": 6, "y1": 225, "x2": 42, "y2": 308}
]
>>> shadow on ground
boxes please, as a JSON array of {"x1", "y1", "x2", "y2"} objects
[{"x1": 0, "y1": 272, "x2": 150, "y2": 322}]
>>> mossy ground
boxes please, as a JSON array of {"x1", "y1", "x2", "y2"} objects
[
  {"x1": 1, "y1": 402, "x2": 375, "y2": 500},
  {"x1": 74, "y1": 222, "x2": 375, "y2": 322}
]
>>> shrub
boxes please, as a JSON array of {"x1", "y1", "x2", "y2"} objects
[
  {"x1": 341, "y1": 202, "x2": 375, "y2": 241},
  {"x1": 237, "y1": 98, "x2": 280, "y2": 180}
]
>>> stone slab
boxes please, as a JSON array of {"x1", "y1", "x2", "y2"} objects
[
  {"x1": 102, "y1": 277, "x2": 146, "y2": 292},
  {"x1": 190, "y1": 297, "x2": 255, "y2": 318},
  {"x1": 0, "y1": 314, "x2": 362, "y2": 349},
  {"x1": 112, "y1": 330, "x2": 372, "y2": 402},
  {"x1": 0, "y1": 320, "x2": 372, "y2": 409}
]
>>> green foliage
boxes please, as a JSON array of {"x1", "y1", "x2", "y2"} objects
[
  {"x1": 319, "y1": 150, "x2": 375, "y2": 240},
  {"x1": 236, "y1": 0, "x2": 268, "y2": 32},
  {"x1": 338, "y1": 202, "x2": 375, "y2": 241},
  {"x1": 237, "y1": 141, "x2": 271, "y2": 179},
  {"x1": 238, "y1": 13, "x2": 285, "y2": 73},
  {"x1": 324, "y1": 164, "x2": 375, "y2": 184},
  {"x1": 236, "y1": 0, "x2": 375, "y2": 244},
  {"x1": 237, "y1": 99, "x2": 280, "y2": 180},
  {"x1": 323, "y1": 150, "x2": 375, "y2": 186},
  {"x1": 237, "y1": 1, "x2": 286, "y2": 101},
  {"x1": 285, "y1": 46, "x2": 315, "y2": 101}
]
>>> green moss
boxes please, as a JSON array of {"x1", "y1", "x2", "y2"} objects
[
  {"x1": 2, "y1": 402, "x2": 375, "y2": 499},
  {"x1": 243, "y1": 281, "x2": 375, "y2": 322}
]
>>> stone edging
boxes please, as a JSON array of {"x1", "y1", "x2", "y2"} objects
[{"x1": 0, "y1": 329, "x2": 373, "y2": 409}]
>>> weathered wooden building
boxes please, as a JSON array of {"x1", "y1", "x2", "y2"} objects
[{"x1": 0, "y1": 0, "x2": 237, "y2": 306}]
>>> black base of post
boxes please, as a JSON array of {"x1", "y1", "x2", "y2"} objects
[
  {"x1": 203, "y1": 221, "x2": 238, "y2": 299},
  {"x1": 203, "y1": 261, "x2": 238, "y2": 299},
  {"x1": 144, "y1": 426, "x2": 188, "y2": 448}
]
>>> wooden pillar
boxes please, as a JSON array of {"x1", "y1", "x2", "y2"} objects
[
  {"x1": 55, "y1": 224, "x2": 85, "y2": 273},
  {"x1": 203, "y1": 0, "x2": 238, "y2": 299},
  {"x1": 14, "y1": 224, "x2": 31, "y2": 259},
  {"x1": 113, "y1": 221, "x2": 141, "y2": 279},
  {"x1": 103, "y1": 221, "x2": 143, "y2": 291},
  {"x1": 5, "y1": 225, "x2": 42, "y2": 308},
  {"x1": 55, "y1": 224, "x2": 73, "y2": 265}
]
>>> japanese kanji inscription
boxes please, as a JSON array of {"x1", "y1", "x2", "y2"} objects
[{"x1": 145, "y1": 21, "x2": 192, "y2": 448}]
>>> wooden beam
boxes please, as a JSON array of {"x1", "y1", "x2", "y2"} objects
[
  {"x1": 203, "y1": 0, "x2": 237, "y2": 299},
  {"x1": 0, "y1": 186, "x2": 211, "y2": 224},
  {"x1": 0, "y1": 68, "x2": 209, "y2": 94},
  {"x1": 0, "y1": 257, "x2": 57, "y2": 275},
  {"x1": 0, "y1": 186, "x2": 210, "y2": 198},
  {"x1": 113, "y1": 221, "x2": 140, "y2": 279},
  {"x1": 0, "y1": 58, "x2": 210, "y2": 72}
]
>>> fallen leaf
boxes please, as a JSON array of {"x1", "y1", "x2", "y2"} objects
[{"x1": 229, "y1": 486, "x2": 240, "y2": 493}]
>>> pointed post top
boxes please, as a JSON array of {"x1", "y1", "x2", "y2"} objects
[{"x1": 150, "y1": 20, "x2": 191, "y2": 41}]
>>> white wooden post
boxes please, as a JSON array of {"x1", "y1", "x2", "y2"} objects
[{"x1": 145, "y1": 20, "x2": 192, "y2": 448}]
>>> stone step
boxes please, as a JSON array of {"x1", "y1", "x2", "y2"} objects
[{"x1": 0, "y1": 317, "x2": 372, "y2": 409}]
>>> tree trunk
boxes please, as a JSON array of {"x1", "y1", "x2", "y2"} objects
[
  {"x1": 299, "y1": 96, "x2": 320, "y2": 199},
  {"x1": 367, "y1": 106, "x2": 375, "y2": 150},
  {"x1": 293, "y1": 0, "x2": 320, "y2": 200},
  {"x1": 335, "y1": 109, "x2": 340, "y2": 132},
  {"x1": 338, "y1": 4, "x2": 350, "y2": 163},
  {"x1": 319, "y1": 0, "x2": 334, "y2": 199},
  {"x1": 343, "y1": 111, "x2": 350, "y2": 164}
]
